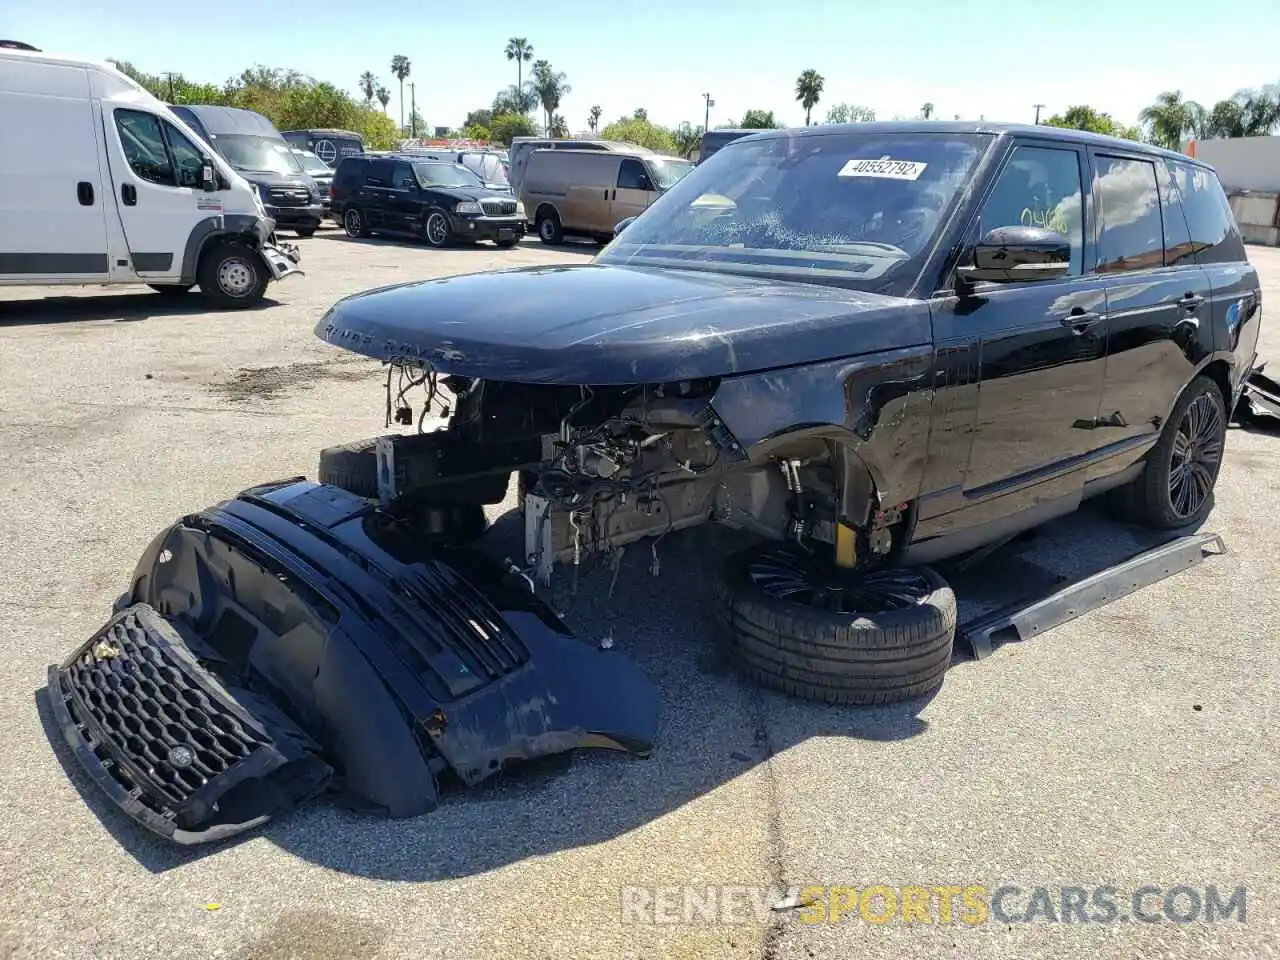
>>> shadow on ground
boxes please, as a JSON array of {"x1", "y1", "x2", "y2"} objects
[
  {"x1": 37, "y1": 498, "x2": 1224, "y2": 880},
  {"x1": 0, "y1": 293, "x2": 278, "y2": 327}
]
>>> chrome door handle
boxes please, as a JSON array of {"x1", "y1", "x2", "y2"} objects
[
  {"x1": 1060, "y1": 310, "x2": 1102, "y2": 334},
  {"x1": 1179, "y1": 293, "x2": 1206, "y2": 311}
]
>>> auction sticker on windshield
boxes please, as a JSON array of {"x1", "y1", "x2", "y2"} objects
[{"x1": 838, "y1": 156, "x2": 928, "y2": 180}]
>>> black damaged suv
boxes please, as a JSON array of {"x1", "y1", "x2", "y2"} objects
[{"x1": 330, "y1": 155, "x2": 526, "y2": 248}]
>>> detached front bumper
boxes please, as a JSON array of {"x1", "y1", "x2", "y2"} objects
[
  {"x1": 260, "y1": 240, "x2": 303, "y2": 282},
  {"x1": 449, "y1": 213, "x2": 526, "y2": 244},
  {"x1": 45, "y1": 479, "x2": 657, "y2": 845}
]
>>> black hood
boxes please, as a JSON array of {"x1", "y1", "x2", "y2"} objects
[
  {"x1": 428, "y1": 185, "x2": 514, "y2": 203},
  {"x1": 316, "y1": 263, "x2": 931, "y2": 385}
]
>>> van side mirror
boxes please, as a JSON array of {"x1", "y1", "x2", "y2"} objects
[
  {"x1": 614, "y1": 216, "x2": 637, "y2": 234},
  {"x1": 200, "y1": 162, "x2": 218, "y2": 192},
  {"x1": 955, "y1": 225, "x2": 1071, "y2": 285}
]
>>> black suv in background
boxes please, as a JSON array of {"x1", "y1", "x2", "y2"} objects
[{"x1": 330, "y1": 156, "x2": 526, "y2": 248}]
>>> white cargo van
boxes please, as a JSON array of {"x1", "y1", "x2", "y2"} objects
[{"x1": 0, "y1": 46, "x2": 302, "y2": 308}]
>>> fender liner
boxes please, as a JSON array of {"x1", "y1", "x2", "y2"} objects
[{"x1": 178, "y1": 214, "x2": 269, "y2": 285}]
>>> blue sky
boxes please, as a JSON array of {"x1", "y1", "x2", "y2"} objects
[{"x1": 11, "y1": 0, "x2": 1280, "y2": 133}]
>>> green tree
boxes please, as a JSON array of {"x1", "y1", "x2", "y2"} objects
[
  {"x1": 489, "y1": 112, "x2": 539, "y2": 145},
  {"x1": 505, "y1": 38, "x2": 534, "y2": 98},
  {"x1": 401, "y1": 109, "x2": 425, "y2": 139},
  {"x1": 1139, "y1": 90, "x2": 1200, "y2": 149},
  {"x1": 795, "y1": 69, "x2": 824, "y2": 125},
  {"x1": 588, "y1": 104, "x2": 602, "y2": 133},
  {"x1": 920, "y1": 102, "x2": 934, "y2": 119},
  {"x1": 1195, "y1": 87, "x2": 1280, "y2": 139},
  {"x1": 359, "y1": 71, "x2": 376, "y2": 104},
  {"x1": 376, "y1": 85, "x2": 390, "y2": 113},
  {"x1": 673, "y1": 121, "x2": 703, "y2": 158},
  {"x1": 464, "y1": 108, "x2": 493, "y2": 130},
  {"x1": 464, "y1": 123, "x2": 493, "y2": 141},
  {"x1": 824, "y1": 102, "x2": 874, "y2": 124},
  {"x1": 599, "y1": 116, "x2": 678, "y2": 153},
  {"x1": 633, "y1": 107, "x2": 648, "y2": 121},
  {"x1": 493, "y1": 83, "x2": 538, "y2": 116},
  {"x1": 740, "y1": 109, "x2": 779, "y2": 129},
  {"x1": 531, "y1": 60, "x2": 571, "y2": 136},
  {"x1": 1043, "y1": 105, "x2": 1141, "y2": 141},
  {"x1": 390, "y1": 54, "x2": 411, "y2": 131},
  {"x1": 549, "y1": 114, "x2": 569, "y2": 137}
]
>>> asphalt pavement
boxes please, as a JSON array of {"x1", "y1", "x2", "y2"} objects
[{"x1": 0, "y1": 228, "x2": 1276, "y2": 960}]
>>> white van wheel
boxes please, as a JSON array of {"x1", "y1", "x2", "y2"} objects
[{"x1": 197, "y1": 242, "x2": 268, "y2": 310}]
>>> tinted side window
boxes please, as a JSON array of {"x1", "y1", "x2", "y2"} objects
[
  {"x1": 334, "y1": 159, "x2": 363, "y2": 189},
  {"x1": 367, "y1": 159, "x2": 395, "y2": 187},
  {"x1": 1155, "y1": 160, "x2": 1195, "y2": 266},
  {"x1": 392, "y1": 162, "x2": 415, "y2": 190},
  {"x1": 1094, "y1": 156, "x2": 1163, "y2": 274},
  {"x1": 977, "y1": 145, "x2": 1085, "y2": 275},
  {"x1": 115, "y1": 110, "x2": 175, "y2": 186},
  {"x1": 1170, "y1": 161, "x2": 1247, "y2": 264},
  {"x1": 617, "y1": 158, "x2": 651, "y2": 190},
  {"x1": 162, "y1": 122, "x2": 206, "y2": 189}
]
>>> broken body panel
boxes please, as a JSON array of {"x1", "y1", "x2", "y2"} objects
[{"x1": 47, "y1": 479, "x2": 657, "y2": 843}]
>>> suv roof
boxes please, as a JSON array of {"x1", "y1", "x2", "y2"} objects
[
  {"x1": 283, "y1": 128, "x2": 363, "y2": 139},
  {"x1": 741, "y1": 121, "x2": 1209, "y2": 170}
]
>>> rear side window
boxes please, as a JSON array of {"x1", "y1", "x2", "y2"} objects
[
  {"x1": 115, "y1": 110, "x2": 175, "y2": 185},
  {"x1": 1155, "y1": 160, "x2": 1195, "y2": 266},
  {"x1": 333, "y1": 159, "x2": 364, "y2": 190},
  {"x1": 1170, "y1": 161, "x2": 1247, "y2": 264},
  {"x1": 1094, "y1": 155, "x2": 1163, "y2": 274},
  {"x1": 366, "y1": 159, "x2": 395, "y2": 187}
]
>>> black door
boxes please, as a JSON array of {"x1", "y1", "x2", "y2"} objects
[
  {"x1": 1086, "y1": 151, "x2": 1214, "y2": 483},
  {"x1": 920, "y1": 140, "x2": 1108, "y2": 535},
  {"x1": 357, "y1": 159, "x2": 397, "y2": 228},
  {"x1": 387, "y1": 161, "x2": 423, "y2": 232}
]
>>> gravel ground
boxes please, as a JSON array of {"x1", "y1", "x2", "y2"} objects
[{"x1": 0, "y1": 228, "x2": 1277, "y2": 960}]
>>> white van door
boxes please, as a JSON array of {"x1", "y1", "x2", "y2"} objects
[
  {"x1": 0, "y1": 57, "x2": 110, "y2": 282},
  {"x1": 101, "y1": 106, "x2": 210, "y2": 279}
]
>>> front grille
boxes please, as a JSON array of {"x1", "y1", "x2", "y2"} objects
[
  {"x1": 480, "y1": 199, "x2": 517, "y2": 216},
  {"x1": 58, "y1": 607, "x2": 270, "y2": 819},
  {"x1": 268, "y1": 187, "x2": 311, "y2": 207}
]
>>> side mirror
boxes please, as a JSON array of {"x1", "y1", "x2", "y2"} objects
[
  {"x1": 956, "y1": 225, "x2": 1071, "y2": 285},
  {"x1": 640, "y1": 178, "x2": 656, "y2": 192},
  {"x1": 200, "y1": 161, "x2": 217, "y2": 192},
  {"x1": 614, "y1": 216, "x2": 637, "y2": 234}
]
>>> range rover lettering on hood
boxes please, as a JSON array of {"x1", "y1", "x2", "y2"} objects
[{"x1": 316, "y1": 263, "x2": 931, "y2": 384}]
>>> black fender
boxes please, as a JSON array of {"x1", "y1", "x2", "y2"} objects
[{"x1": 707, "y1": 346, "x2": 935, "y2": 525}]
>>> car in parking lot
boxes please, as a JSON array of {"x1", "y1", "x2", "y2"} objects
[
  {"x1": 318, "y1": 121, "x2": 1261, "y2": 705},
  {"x1": 330, "y1": 154, "x2": 526, "y2": 247},
  {"x1": 291, "y1": 147, "x2": 334, "y2": 217}
]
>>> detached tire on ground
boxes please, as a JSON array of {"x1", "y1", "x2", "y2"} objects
[{"x1": 712, "y1": 545, "x2": 956, "y2": 705}]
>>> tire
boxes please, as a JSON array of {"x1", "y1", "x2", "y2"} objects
[
  {"x1": 294, "y1": 226, "x2": 317, "y2": 238},
  {"x1": 1109, "y1": 374, "x2": 1228, "y2": 529},
  {"x1": 422, "y1": 209, "x2": 452, "y2": 248},
  {"x1": 713, "y1": 545, "x2": 956, "y2": 706},
  {"x1": 343, "y1": 207, "x2": 369, "y2": 239},
  {"x1": 196, "y1": 242, "x2": 269, "y2": 309},
  {"x1": 148, "y1": 283, "x2": 192, "y2": 295},
  {"x1": 318, "y1": 437, "x2": 380, "y2": 497},
  {"x1": 536, "y1": 209, "x2": 563, "y2": 245}
]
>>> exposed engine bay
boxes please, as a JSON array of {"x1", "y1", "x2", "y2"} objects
[{"x1": 369, "y1": 359, "x2": 909, "y2": 587}]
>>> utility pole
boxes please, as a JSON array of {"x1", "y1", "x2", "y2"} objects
[
  {"x1": 409, "y1": 82, "x2": 417, "y2": 138},
  {"x1": 702, "y1": 92, "x2": 714, "y2": 132},
  {"x1": 1033, "y1": 103, "x2": 1045, "y2": 125}
]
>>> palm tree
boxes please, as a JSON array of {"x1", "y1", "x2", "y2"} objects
[
  {"x1": 531, "y1": 60, "x2": 571, "y2": 136},
  {"x1": 505, "y1": 38, "x2": 534, "y2": 98},
  {"x1": 674, "y1": 122, "x2": 703, "y2": 159},
  {"x1": 588, "y1": 105, "x2": 602, "y2": 133},
  {"x1": 376, "y1": 86, "x2": 390, "y2": 113},
  {"x1": 795, "y1": 69, "x2": 824, "y2": 125},
  {"x1": 359, "y1": 71, "x2": 376, "y2": 104},
  {"x1": 390, "y1": 55, "x2": 411, "y2": 131},
  {"x1": 1139, "y1": 90, "x2": 1201, "y2": 149},
  {"x1": 920, "y1": 102, "x2": 934, "y2": 120},
  {"x1": 549, "y1": 114, "x2": 569, "y2": 138}
]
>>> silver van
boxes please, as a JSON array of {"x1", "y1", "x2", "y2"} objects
[{"x1": 520, "y1": 148, "x2": 694, "y2": 244}]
